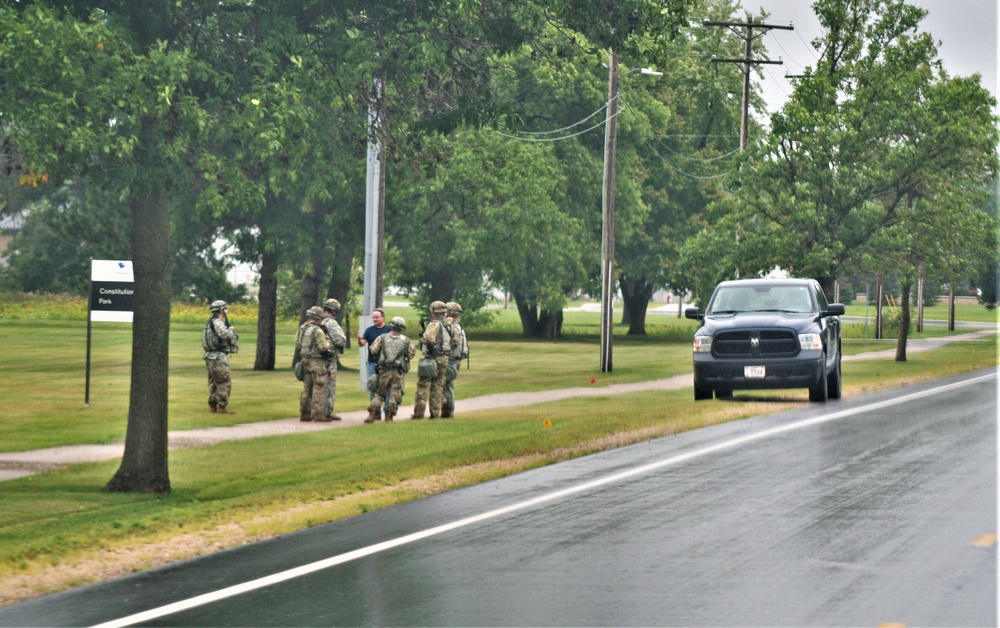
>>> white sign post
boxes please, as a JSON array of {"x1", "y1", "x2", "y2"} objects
[{"x1": 85, "y1": 260, "x2": 134, "y2": 405}]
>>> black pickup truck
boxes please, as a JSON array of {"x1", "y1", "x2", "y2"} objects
[{"x1": 685, "y1": 278, "x2": 845, "y2": 402}]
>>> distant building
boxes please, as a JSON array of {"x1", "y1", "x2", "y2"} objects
[{"x1": 0, "y1": 210, "x2": 26, "y2": 265}]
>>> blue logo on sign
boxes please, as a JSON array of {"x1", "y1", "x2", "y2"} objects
[{"x1": 118, "y1": 262, "x2": 126, "y2": 268}]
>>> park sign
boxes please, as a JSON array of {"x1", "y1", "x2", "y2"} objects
[{"x1": 89, "y1": 259, "x2": 134, "y2": 322}]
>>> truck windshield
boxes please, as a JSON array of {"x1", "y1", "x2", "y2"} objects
[{"x1": 707, "y1": 285, "x2": 814, "y2": 315}]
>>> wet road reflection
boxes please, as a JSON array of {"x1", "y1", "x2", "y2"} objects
[{"x1": 2, "y1": 370, "x2": 995, "y2": 627}]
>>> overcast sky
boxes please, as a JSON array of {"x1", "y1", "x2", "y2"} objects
[{"x1": 735, "y1": 0, "x2": 998, "y2": 115}]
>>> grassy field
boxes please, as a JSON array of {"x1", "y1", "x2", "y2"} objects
[{"x1": 0, "y1": 298, "x2": 996, "y2": 605}]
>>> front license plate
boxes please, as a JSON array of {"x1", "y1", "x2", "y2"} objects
[{"x1": 745, "y1": 366, "x2": 766, "y2": 379}]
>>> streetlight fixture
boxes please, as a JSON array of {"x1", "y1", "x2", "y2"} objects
[{"x1": 600, "y1": 52, "x2": 662, "y2": 373}]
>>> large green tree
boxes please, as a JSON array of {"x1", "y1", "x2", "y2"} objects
[
  {"x1": 684, "y1": 0, "x2": 998, "y2": 310},
  {"x1": 615, "y1": 0, "x2": 751, "y2": 333},
  {"x1": 0, "y1": 2, "x2": 220, "y2": 493}
]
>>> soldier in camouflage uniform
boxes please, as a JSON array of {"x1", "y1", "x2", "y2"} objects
[
  {"x1": 411, "y1": 300, "x2": 451, "y2": 419},
  {"x1": 441, "y1": 301, "x2": 469, "y2": 418},
  {"x1": 366, "y1": 316, "x2": 416, "y2": 423},
  {"x1": 296, "y1": 306, "x2": 335, "y2": 422},
  {"x1": 320, "y1": 298, "x2": 348, "y2": 420},
  {"x1": 202, "y1": 300, "x2": 239, "y2": 414}
]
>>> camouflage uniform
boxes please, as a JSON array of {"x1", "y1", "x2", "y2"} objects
[
  {"x1": 366, "y1": 318, "x2": 416, "y2": 422},
  {"x1": 412, "y1": 302, "x2": 451, "y2": 419},
  {"x1": 320, "y1": 299, "x2": 348, "y2": 420},
  {"x1": 441, "y1": 303, "x2": 468, "y2": 418},
  {"x1": 202, "y1": 301, "x2": 238, "y2": 413},
  {"x1": 296, "y1": 308, "x2": 334, "y2": 422}
]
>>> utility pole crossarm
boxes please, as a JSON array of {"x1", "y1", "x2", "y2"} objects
[
  {"x1": 711, "y1": 58, "x2": 784, "y2": 65},
  {"x1": 703, "y1": 19, "x2": 794, "y2": 30},
  {"x1": 704, "y1": 14, "x2": 794, "y2": 151}
]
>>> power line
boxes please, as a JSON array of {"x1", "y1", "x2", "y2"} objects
[
  {"x1": 507, "y1": 102, "x2": 609, "y2": 136},
  {"x1": 494, "y1": 99, "x2": 620, "y2": 143},
  {"x1": 645, "y1": 141, "x2": 731, "y2": 180},
  {"x1": 651, "y1": 141, "x2": 742, "y2": 162}
]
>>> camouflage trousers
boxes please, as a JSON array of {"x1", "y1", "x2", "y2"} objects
[
  {"x1": 441, "y1": 359, "x2": 461, "y2": 417},
  {"x1": 412, "y1": 355, "x2": 448, "y2": 418},
  {"x1": 205, "y1": 358, "x2": 231, "y2": 409},
  {"x1": 323, "y1": 359, "x2": 339, "y2": 418},
  {"x1": 369, "y1": 368, "x2": 407, "y2": 416},
  {"x1": 299, "y1": 358, "x2": 328, "y2": 420}
]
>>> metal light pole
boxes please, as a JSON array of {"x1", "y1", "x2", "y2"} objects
[
  {"x1": 600, "y1": 53, "x2": 662, "y2": 374},
  {"x1": 360, "y1": 77, "x2": 385, "y2": 391}
]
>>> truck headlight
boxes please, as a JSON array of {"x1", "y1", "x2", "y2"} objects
[
  {"x1": 693, "y1": 336, "x2": 713, "y2": 353},
  {"x1": 798, "y1": 333, "x2": 822, "y2": 350}
]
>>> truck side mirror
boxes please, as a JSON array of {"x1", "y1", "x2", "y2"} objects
[
  {"x1": 685, "y1": 307, "x2": 703, "y2": 321},
  {"x1": 823, "y1": 303, "x2": 845, "y2": 317}
]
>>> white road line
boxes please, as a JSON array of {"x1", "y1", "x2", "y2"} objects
[{"x1": 93, "y1": 372, "x2": 996, "y2": 628}]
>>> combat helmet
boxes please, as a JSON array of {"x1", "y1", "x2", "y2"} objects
[
  {"x1": 430, "y1": 300, "x2": 447, "y2": 313},
  {"x1": 210, "y1": 300, "x2": 228, "y2": 312},
  {"x1": 389, "y1": 316, "x2": 406, "y2": 331},
  {"x1": 323, "y1": 298, "x2": 341, "y2": 313},
  {"x1": 306, "y1": 306, "x2": 325, "y2": 320},
  {"x1": 446, "y1": 301, "x2": 462, "y2": 314}
]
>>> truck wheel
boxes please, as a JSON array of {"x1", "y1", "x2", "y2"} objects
[
  {"x1": 827, "y1": 350, "x2": 842, "y2": 400},
  {"x1": 694, "y1": 380, "x2": 713, "y2": 401},
  {"x1": 809, "y1": 351, "x2": 828, "y2": 402}
]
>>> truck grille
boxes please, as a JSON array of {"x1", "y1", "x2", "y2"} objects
[{"x1": 713, "y1": 329, "x2": 798, "y2": 357}]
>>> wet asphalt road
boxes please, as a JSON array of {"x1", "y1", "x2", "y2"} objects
[{"x1": 1, "y1": 368, "x2": 996, "y2": 627}]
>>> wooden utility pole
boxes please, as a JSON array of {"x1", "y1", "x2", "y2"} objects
[
  {"x1": 600, "y1": 50, "x2": 619, "y2": 373},
  {"x1": 704, "y1": 15, "x2": 792, "y2": 150}
]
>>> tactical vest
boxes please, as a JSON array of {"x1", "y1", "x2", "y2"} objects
[
  {"x1": 448, "y1": 321, "x2": 467, "y2": 360},
  {"x1": 378, "y1": 333, "x2": 411, "y2": 372},
  {"x1": 203, "y1": 317, "x2": 226, "y2": 353},
  {"x1": 297, "y1": 323, "x2": 331, "y2": 359},
  {"x1": 426, "y1": 318, "x2": 451, "y2": 356}
]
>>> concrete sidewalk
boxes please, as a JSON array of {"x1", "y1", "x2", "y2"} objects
[{"x1": 1, "y1": 329, "x2": 995, "y2": 482}]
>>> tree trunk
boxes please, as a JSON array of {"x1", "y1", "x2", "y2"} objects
[
  {"x1": 299, "y1": 255, "x2": 323, "y2": 325},
  {"x1": 537, "y1": 308, "x2": 563, "y2": 339},
  {"x1": 817, "y1": 275, "x2": 837, "y2": 303},
  {"x1": 512, "y1": 292, "x2": 563, "y2": 339},
  {"x1": 326, "y1": 247, "x2": 354, "y2": 323},
  {"x1": 513, "y1": 292, "x2": 538, "y2": 338},
  {"x1": 254, "y1": 248, "x2": 278, "y2": 371},
  {"x1": 620, "y1": 275, "x2": 653, "y2": 336},
  {"x1": 298, "y1": 203, "x2": 326, "y2": 325},
  {"x1": 105, "y1": 188, "x2": 172, "y2": 494},
  {"x1": 895, "y1": 280, "x2": 912, "y2": 362}
]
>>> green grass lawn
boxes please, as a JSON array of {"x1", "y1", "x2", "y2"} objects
[{"x1": 0, "y1": 303, "x2": 996, "y2": 605}]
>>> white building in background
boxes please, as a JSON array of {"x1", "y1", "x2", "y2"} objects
[
  {"x1": 228, "y1": 261, "x2": 259, "y2": 294},
  {"x1": 0, "y1": 210, "x2": 26, "y2": 265},
  {"x1": 214, "y1": 235, "x2": 260, "y2": 296}
]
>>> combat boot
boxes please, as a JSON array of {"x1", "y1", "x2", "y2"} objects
[
  {"x1": 300, "y1": 410, "x2": 312, "y2": 422},
  {"x1": 364, "y1": 408, "x2": 378, "y2": 423},
  {"x1": 384, "y1": 411, "x2": 394, "y2": 422},
  {"x1": 209, "y1": 404, "x2": 218, "y2": 413},
  {"x1": 329, "y1": 414, "x2": 343, "y2": 421}
]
